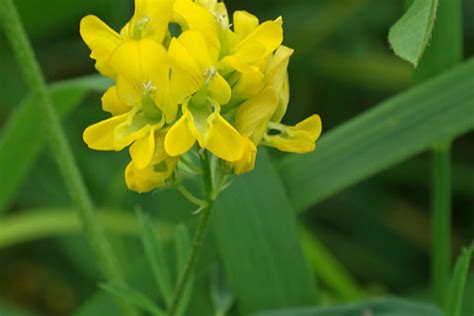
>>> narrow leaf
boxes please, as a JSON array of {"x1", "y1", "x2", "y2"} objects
[
  {"x1": 251, "y1": 298, "x2": 442, "y2": 316},
  {"x1": 279, "y1": 59, "x2": 474, "y2": 212},
  {"x1": 446, "y1": 245, "x2": 473, "y2": 316},
  {"x1": 101, "y1": 283, "x2": 165, "y2": 316},
  {"x1": 137, "y1": 209, "x2": 174, "y2": 305},
  {"x1": 388, "y1": 0, "x2": 438, "y2": 66},
  {"x1": 213, "y1": 150, "x2": 317, "y2": 313}
]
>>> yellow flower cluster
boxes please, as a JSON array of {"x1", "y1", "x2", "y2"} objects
[{"x1": 80, "y1": 0, "x2": 322, "y2": 193}]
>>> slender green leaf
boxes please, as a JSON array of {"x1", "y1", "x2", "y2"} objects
[
  {"x1": 0, "y1": 208, "x2": 173, "y2": 250},
  {"x1": 388, "y1": 0, "x2": 438, "y2": 66},
  {"x1": 279, "y1": 59, "x2": 474, "y2": 212},
  {"x1": 251, "y1": 298, "x2": 442, "y2": 316},
  {"x1": 301, "y1": 226, "x2": 364, "y2": 300},
  {"x1": 446, "y1": 245, "x2": 473, "y2": 316},
  {"x1": 137, "y1": 209, "x2": 174, "y2": 305},
  {"x1": 74, "y1": 291, "x2": 121, "y2": 316},
  {"x1": 0, "y1": 75, "x2": 111, "y2": 215},
  {"x1": 173, "y1": 224, "x2": 193, "y2": 316},
  {"x1": 101, "y1": 284, "x2": 165, "y2": 316},
  {"x1": 213, "y1": 150, "x2": 317, "y2": 313}
]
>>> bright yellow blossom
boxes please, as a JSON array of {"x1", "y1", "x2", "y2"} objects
[
  {"x1": 80, "y1": 0, "x2": 174, "y2": 78},
  {"x1": 80, "y1": 0, "x2": 322, "y2": 193}
]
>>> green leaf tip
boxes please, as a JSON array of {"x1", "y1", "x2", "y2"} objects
[{"x1": 388, "y1": 0, "x2": 439, "y2": 67}]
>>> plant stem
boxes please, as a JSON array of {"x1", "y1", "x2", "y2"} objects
[
  {"x1": 431, "y1": 143, "x2": 452, "y2": 306},
  {"x1": 167, "y1": 152, "x2": 215, "y2": 316},
  {"x1": 0, "y1": 1, "x2": 137, "y2": 315}
]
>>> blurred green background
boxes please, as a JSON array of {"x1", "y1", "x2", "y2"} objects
[{"x1": 0, "y1": 0, "x2": 473, "y2": 315}]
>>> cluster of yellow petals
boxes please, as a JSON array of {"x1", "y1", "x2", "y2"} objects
[{"x1": 80, "y1": 0, "x2": 322, "y2": 193}]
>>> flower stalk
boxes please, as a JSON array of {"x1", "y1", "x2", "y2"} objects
[
  {"x1": 167, "y1": 151, "x2": 215, "y2": 316},
  {"x1": 0, "y1": 1, "x2": 136, "y2": 315}
]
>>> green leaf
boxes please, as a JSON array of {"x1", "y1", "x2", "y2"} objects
[
  {"x1": 137, "y1": 209, "x2": 174, "y2": 305},
  {"x1": 446, "y1": 245, "x2": 474, "y2": 316},
  {"x1": 279, "y1": 59, "x2": 474, "y2": 212},
  {"x1": 251, "y1": 298, "x2": 442, "y2": 316},
  {"x1": 101, "y1": 283, "x2": 165, "y2": 316},
  {"x1": 173, "y1": 224, "x2": 193, "y2": 316},
  {"x1": 213, "y1": 150, "x2": 317, "y2": 313},
  {"x1": 300, "y1": 226, "x2": 364, "y2": 300},
  {"x1": 73, "y1": 291, "x2": 121, "y2": 316},
  {"x1": 388, "y1": 0, "x2": 438, "y2": 66},
  {"x1": 0, "y1": 75, "x2": 111, "y2": 215}
]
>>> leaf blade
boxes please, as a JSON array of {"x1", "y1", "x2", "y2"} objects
[
  {"x1": 446, "y1": 244, "x2": 474, "y2": 316},
  {"x1": 388, "y1": 0, "x2": 438, "y2": 66},
  {"x1": 279, "y1": 59, "x2": 474, "y2": 212}
]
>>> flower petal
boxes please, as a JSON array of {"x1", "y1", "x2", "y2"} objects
[
  {"x1": 208, "y1": 73, "x2": 232, "y2": 105},
  {"x1": 177, "y1": 31, "x2": 212, "y2": 72},
  {"x1": 80, "y1": 15, "x2": 123, "y2": 78},
  {"x1": 169, "y1": 37, "x2": 202, "y2": 104},
  {"x1": 290, "y1": 114, "x2": 323, "y2": 139},
  {"x1": 173, "y1": 0, "x2": 220, "y2": 61},
  {"x1": 102, "y1": 86, "x2": 130, "y2": 115},
  {"x1": 235, "y1": 87, "x2": 279, "y2": 144},
  {"x1": 233, "y1": 137, "x2": 257, "y2": 175},
  {"x1": 83, "y1": 114, "x2": 128, "y2": 151},
  {"x1": 125, "y1": 158, "x2": 177, "y2": 193},
  {"x1": 206, "y1": 114, "x2": 245, "y2": 162},
  {"x1": 130, "y1": 0, "x2": 174, "y2": 42},
  {"x1": 130, "y1": 127, "x2": 156, "y2": 169},
  {"x1": 164, "y1": 113, "x2": 196, "y2": 156},
  {"x1": 233, "y1": 11, "x2": 259, "y2": 39}
]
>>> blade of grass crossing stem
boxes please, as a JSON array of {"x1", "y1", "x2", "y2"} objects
[
  {"x1": 101, "y1": 284, "x2": 165, "y2": 316},
  {"x1": 0, "y1": 75, "x2": 110, "y2": 215},
  {"x1": 173, "y1": 225, "x2": 193, "y2": 316},
  {"x1": 137, "y1": 210, "x2": 174, "y2": 305},
  {"x1": 446, "y1": 245, "x2": 473, "y2": 316},
  {"x1": 300, "y1": 226, "x2": 364, "y2": 300},
  {"x1": 279, "y1": 59, "x2": 474, "y2": 212},
  {"x1": 411, "y1": 0, "x2": 463, "y2": 307},
  {"x1": 213, "y1": 150, "x2": 317, "y2": 313},
  {"x1": 0, "y1": 1, "x2": 136, "y2": 315}
]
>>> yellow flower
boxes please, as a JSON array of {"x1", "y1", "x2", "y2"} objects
[
  {"x1": 125, "y1": 129, "x2": 179, "y2": 193},
  {"x1": 83, "y1": 39, "x2": 173, "y2": 169},
  {"x1": 80, "y1": 0, "x2": 174, "y2": 77},
  {"x1": 164, "y1": 30, "x2": 245, "y2": 162},
  {"x1": 222, "y1": 11, "x2": 284, "y2": 74},
  {"x1": 264, "y1": 115, "x2": 323, "y2": 153}
]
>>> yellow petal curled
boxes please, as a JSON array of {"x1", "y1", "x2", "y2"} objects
[
  {"x1": 164, "y1": 112, "x2": 196, "y2": 157},
  {"x1": 80, "y1": 15, "x2": 123, "y2": 78},
  {"x1": 102, "y1": 86, "x2": 130, "y2": 115},
  {"x1": 233, "y1": 11, "x2": 259, "y2": 39},
  {"x1": 265, "y1": 115, "x2": 322, "y2": 154},
  {"x1": 83, "y1": 114, "x2": 128, "y2": 151},
  {"x1": 129, "y1": 127, "x2": 156, "y2": 169}
]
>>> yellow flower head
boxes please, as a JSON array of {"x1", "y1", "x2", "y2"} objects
[{"x1": 80, "y1": 0, "x2": 322, "y2": 193}]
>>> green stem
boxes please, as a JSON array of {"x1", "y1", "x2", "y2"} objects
[
  {"x1": 431, "y1": 143, "x2": 452, "y2": 306},
  {"x1": 409, "y1": 0, "x2": 462, "y2": 307},
  {"x1": 0, "y1": 1, "x2": 137, "y2": 315},
  {"x1": 167, "y1": 152, "x2": 215, "y2": 316}
]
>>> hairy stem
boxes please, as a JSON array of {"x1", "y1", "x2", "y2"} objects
[{"x1": 0, "y1": 1, "x2": 137, "y2": 315}]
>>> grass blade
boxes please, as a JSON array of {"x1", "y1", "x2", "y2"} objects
[
  {"x1": 101, "y1": 284, "x2": 165, "y2": 316},
  {"x1": 279, "y1": 58, "x2": 474, "y2": 212},
  {"x1": 137, "y1": 209, "x2": 174, "y2": 305},
  {"x1": 446, "y1": 245, "x2": 473, "y2": 316}
]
